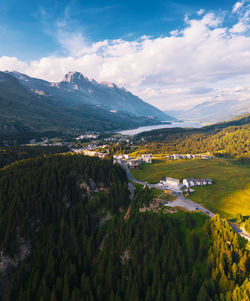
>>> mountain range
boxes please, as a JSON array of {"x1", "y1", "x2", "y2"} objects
[
  {"x1": 0, "y1": 71, "x2": 174, "y2": 133},
  {"x1": 165, "y1": 99, "x2": 250, "y2": 123}
]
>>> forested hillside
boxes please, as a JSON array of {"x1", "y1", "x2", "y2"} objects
[
  {"x1": 0, "y1": 145, "x2": 69, "y2": 169},
  {"x1": 0, "y1": 155, "x2": 249, "y2": 300},
  {"x1": 135, "y1": 115, "x2": 250, "y2": 160}
]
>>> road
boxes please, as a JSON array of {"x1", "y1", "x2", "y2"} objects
[
  {"x1": 125, "y1": 166, "x2": 214, "y2": 217},
  {"x1": 230, "y1": 223, "x2": 250, "y2": 241},
  {"x1": 125, "y1": 166, "x2": 250, "y2": 241}
]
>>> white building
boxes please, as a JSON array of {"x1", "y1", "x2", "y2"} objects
[
  {"x1": 141, "y1": 154, "x2": 153, "y2": 163},
  {"x1": 183, "y1": 178, "x2": 213, "y2": 187},
  {"x1": 161, "y1": 176, "x2": 180, "y2": 189}
]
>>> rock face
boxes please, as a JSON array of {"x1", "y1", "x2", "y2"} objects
[
  {"x1": 7, "y1": 71, "x2": 174, "y2": 122},
  {"x1": 0, "y1": 235, "x2": 31, "y2": 299}
]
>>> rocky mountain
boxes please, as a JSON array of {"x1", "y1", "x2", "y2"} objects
[
  {"x1": 165, "y1": 100, "x2": 250, "y2": 123},
  {"x1": 0, "y1": 71, "x2": 173, "y2": 133},
  {"x1": 7, "y1": 71, "x2": 173, "y2": 122}
]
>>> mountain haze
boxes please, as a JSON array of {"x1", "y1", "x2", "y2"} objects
[{"x1": 165, "y1": 100, "x2": 250, "y2": 123}]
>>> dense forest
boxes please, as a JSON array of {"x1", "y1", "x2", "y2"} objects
[
  {"x1": 0, "y1": 145, "x2": 69, "y2": 169},
  {"x1": 134, "y1": 115, "x2": 250, "y2": 160},
  {"x1": 0, "y1": 155, "x2": 249, "y2": 300}
]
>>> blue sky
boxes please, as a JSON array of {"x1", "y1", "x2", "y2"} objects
[
  {"x1": 0, "y1": 0, "x2": 237, "y2": 60},
  {"x1": 0, "y1": 0, "x2": 250, "y2": 110}
]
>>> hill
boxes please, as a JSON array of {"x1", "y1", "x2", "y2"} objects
[
  {"x1": 134, "y1": 114, "x2": 250, "y2": 160},
  {"x1": 0, "y1": 72, "x2": 170, "y2": 133},
  {"x1": 0, "y1": 155, "x2": 249, "y2": 301}
]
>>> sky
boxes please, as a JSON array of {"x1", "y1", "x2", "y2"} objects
[{"x1": 0, "y1": 0, "x2": 250, "y2": 110}]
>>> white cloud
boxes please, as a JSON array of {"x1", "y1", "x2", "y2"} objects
[
  {"x1": 0, "y1": 56, "x2": 27, "y2": 71},
  {"x1": 233, "y1": 1, "x2": 244, "y2": 13},
  {"x1": 1, "y1": 7, "x2": 250, "y2": 111},
  {"x1": 229, "y1": 21, "x2": 247, "y2": 33},
  {"x1": 197, "y1": 9, "x2": 205, "y2": 16}
]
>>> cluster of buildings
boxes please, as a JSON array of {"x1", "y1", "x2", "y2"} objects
[
  {"x1": 29, "y1": 138, "x2": 71, "y2": 147},
  {"x1": 166, "y1": 154, "x2": 212, "y2": 160},
  {"x1": 113, "y1": 154, "x2": 153, "y2": 168},
  {"x1": 75, "y1": 132, "x2": 99, "y2": 140},
  {"x1": 159, "y1": 176, "x2": 213, "y2": 191},
  {"x1": 183, "y1": 178, "x2": 213, "y2": 187},
  {"x1": 72, "y1": 149, "x2": 108, "y2": 159},
  {"x1": 104, "y1": 136, "x2": 131, "y2": 143}
]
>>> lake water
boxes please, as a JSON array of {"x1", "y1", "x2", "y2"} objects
[{"x1": 118, "y1": 121, "x2": 204, "y2": 136}]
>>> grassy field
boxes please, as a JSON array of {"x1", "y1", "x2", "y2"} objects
[{"x1": 131, "y1": 158, "x2": 250, "y2": 219}]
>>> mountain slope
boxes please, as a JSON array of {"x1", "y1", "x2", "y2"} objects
[
  {"x1": 8, "y1": 71, "x2": 174, "y2": 121},
  {"x1": 0, "y1": 72, "x2": 163, "y2": 132}
]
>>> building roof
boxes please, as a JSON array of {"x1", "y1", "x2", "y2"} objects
[{"x1": 165, "y1": 177, "x2": 179, "y2": 183}]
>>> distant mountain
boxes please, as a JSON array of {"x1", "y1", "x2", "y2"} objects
[
  {"x1": 0, "y1": 71, "x2": 174, "y2": 133},
  {"x1": 7, "y1": 71, "x2": 173, "y2": 122},
  {"x1": 0, "y1": 72, "x2": 165, "y2": 133},
  {"x1": 165, "y1": 100, "x2": 250, "y2": 123}
]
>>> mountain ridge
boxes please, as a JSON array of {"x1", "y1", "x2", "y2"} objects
[
  {"x1": 0, "y1": 71, "x2": 165, "y2": 133},
  {"x1": 7, "y1": 71, "x2": 174, "y2": 122}
]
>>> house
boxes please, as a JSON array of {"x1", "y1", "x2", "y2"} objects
[
  {"x1": 183, "y1": 178, "x2": 213, "y2": 187},
  {"x1": 113, "y1": 158, "x2": 126, "y2": 165},
  {"x1": 113, "y1": 154, "x2": 124, "y2": 160},
  {"x1": 161, "y1": 176, "x2": 180, "y2": 189},
  {"x1": 97, "y1": 152, "x2": 108, "y2": 159},
  {"x1": 141, "y1": 154, "x2": 153, "y2": 163},
  {"x1": 201, "y1": 155, "x2": 212, "y2": 159},
  {"x1": 128, "y1": 160, "x2": 141, "y2": 168},
  {"x1": 173, "y1": 154, "x2": 181, "y2": 160},
  {"x1": 183, "y1": 178, "x2": 196, "y2": 187},
  {"x1": 205, "y1": 178, "x2": 213, "y2": 185},
  {"x1": 183, "y1": 179, "x2": 190, "y2": 187}
]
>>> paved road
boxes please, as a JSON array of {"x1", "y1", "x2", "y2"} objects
[
  {"x1": 125, "y1": 166, "x2": 214, "y2": 217},
  {"x1": 125, "y1": 166, "x2": 250, "y2": 241},
  {"x1": 230, "y1": 223, "x2": 250, "y2": 241}
]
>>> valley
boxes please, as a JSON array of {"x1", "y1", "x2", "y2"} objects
[{"x1": 1, "y1": 1, "x2": 250, "y2": 300}]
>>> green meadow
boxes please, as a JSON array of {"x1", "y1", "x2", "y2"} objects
[{"x1": 131, "y1": 158, "x2": 250, "y2": 219}]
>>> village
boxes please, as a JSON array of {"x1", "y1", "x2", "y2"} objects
[
  {"x1": 166, "y1": 153, "x2": 213, "y2": 160},
  {"x1": 111, "y1": 153, "x2": 213, "y2": 195},
  {"x1": 113, "y1": 153, "x2": 153, "y2": 168}
]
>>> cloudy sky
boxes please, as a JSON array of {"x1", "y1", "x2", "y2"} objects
[{"x1": 0, "y1": 0, "x2": 250, "y2": 110}]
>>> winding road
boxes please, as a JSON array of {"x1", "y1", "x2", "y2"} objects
[{"x1": 125, "y1": 166, "x2": 250, "y2": 241}]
